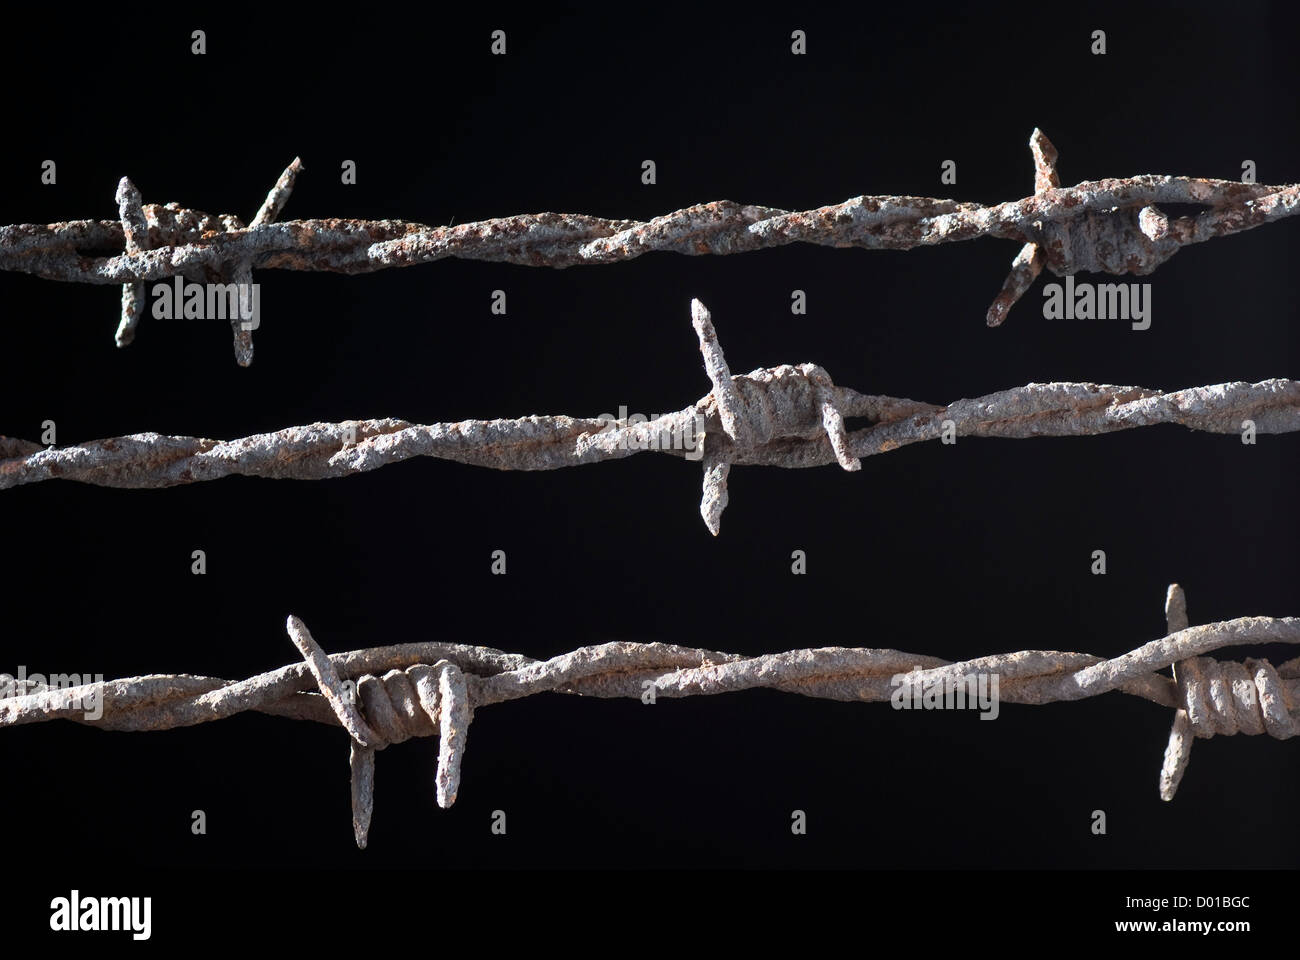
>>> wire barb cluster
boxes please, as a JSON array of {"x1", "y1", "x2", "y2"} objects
[
  {"x1": 688, "y1": 298, "x2": 862, "y2": 532},
  {"x1": 2, "y1": 132, "x2": 1295, "y2": 364},
  {"x1": 105, "y1": 159, "x2": 304, "y2": 364},
  {"x1": 285, "y1": 616, "x2": 471, "y2": 846},
  {"x1": 3, "y1": 299, "x2": 1299, "y2": 534},
  {"x1": 1, "y1": 586, "x2": 1295, "y2": 847},
  {"x1": 1158, "y1": 585, "x2": 1299, "y2": 800}
]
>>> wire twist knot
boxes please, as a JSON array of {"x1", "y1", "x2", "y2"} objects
[
  {"x1": 690, "y1": 298, "x2": 860, "y2": 534},
  {"x1": 1157, "y1": 584, "x2": 1300, "y2": 801},
  {"x1": 1033, "y1": 205, "x2": 1181, "y2": 277},
  {"x1": 285, "y1": 615, "x2": 472, "y2": 847},
  {"x1": 1175, "y1": 655, "x2": 1298, "y2": 741}
]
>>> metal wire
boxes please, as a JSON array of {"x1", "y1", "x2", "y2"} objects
[
  {"x1": 3, "y1": 298, "x2": 1297, "y2": 535},
  {"x1": 2, "y1": 585, "x2": 1295, "y2": 848},
  {"x1": 2, "y1": 130, "x2": 1296, "y2": 364}
]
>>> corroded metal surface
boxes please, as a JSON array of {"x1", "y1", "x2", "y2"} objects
[
  {"x1": 2, "y1": 299, "x2": 1298, "y2": 535},
  {"x1": 2, "y1": 132, "x2": 1296, "y2": 363},
  {"x1": 2, "y1": 587, "x2": 1295, "y2": 847}
]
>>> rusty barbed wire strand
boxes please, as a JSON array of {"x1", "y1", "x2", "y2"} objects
[
  {"x1": 2, "y1": 586, "x2": 1295, "y2": 848},
  {"x1": 2, "y1": 299, "x2": 1297, "y2": 535},
  {"x1": 2, "y1": 131, "x2": 1296, "y2": 364}
]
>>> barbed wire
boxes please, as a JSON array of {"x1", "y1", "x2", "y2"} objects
[
  {"x1": 2, "y1": 131, "x2": 1296, "y2": 364},
  {"x1": 2, "y1": 299, "x2": 1297, "y2": 535},
  {"x1": 2, "y1": 585, "x2": 1295, "y2": 848}
]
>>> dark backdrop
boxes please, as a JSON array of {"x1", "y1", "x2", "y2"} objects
[{"x1": 2, "y1": 1, "x2": 1298, "y2": 885}]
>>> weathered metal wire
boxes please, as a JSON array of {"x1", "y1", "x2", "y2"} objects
[
  {"x1": 2, "y1": 299, "x2": 1296, "y2": 535},
  {"x1": 2, "y1": 131, "x2": 1295, "y2": 364},
  {"x1": 2, "y1": 585, "x2": 1294, "y2": 848}
]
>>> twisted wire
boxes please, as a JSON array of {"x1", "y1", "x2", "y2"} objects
[
  {"x1": 2, "y1": 131, "x2": 1295, "y2": 364},
  {"x1": 3, "y1": 298, "x2": 1298, "y2": 535},
  {"x1": 2, "y1": 586, "x2": 1297, "y2": 848}
]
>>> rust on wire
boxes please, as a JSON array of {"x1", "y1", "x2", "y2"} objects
[
  {"x1": 1, "y1": 586, "x2": 1295, "y2": 848},
  {"x1": 2, "y1": 299, "x2": 1299, "y2": 535},
  {"x1": 2, "y1": 132, "x2": 1297, "y2": 364}
]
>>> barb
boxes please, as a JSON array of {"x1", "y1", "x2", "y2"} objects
[
  {"x1": 2, "y1": 586, "x2": 1295, "y2": 848},
  {"x1": 2, "y1": 299, "x2": 1297, "y2": 535},
  {"x1": 2, "y1": 132, "x2": 1295, "y2": 362}
]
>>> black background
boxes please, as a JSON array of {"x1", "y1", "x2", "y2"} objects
[{"x1": 1, "y1": 0, "x2": 1297, "y2": 916}]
